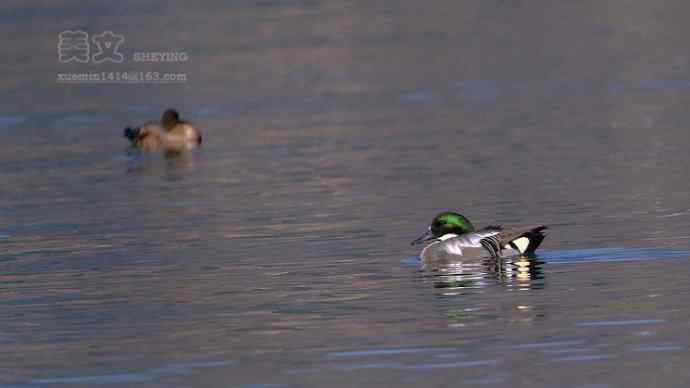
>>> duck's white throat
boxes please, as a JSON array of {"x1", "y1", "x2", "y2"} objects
[{"x1": 437, "y1": 233, "x2": 459, "y2": 241}]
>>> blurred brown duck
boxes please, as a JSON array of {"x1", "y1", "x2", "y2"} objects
[{"x1": 124, "y1": 109, "x2": 202, "y2": 151}]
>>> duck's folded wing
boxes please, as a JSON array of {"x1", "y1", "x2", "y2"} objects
[
  {"x1": 463, "y1": 228, "x2": 503, "y2": 258},
  {"x1": 476, "y1": 225, "x2": 547, "y2": 258}
]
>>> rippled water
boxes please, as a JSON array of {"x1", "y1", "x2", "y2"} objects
[{"x1": 2, "y1": 1, "x2": 690, "y2": 387}]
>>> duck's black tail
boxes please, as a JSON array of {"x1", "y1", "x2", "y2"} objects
[
  {"x1": 507, "y1": 226, "x2": 547, "y2": 255},
  {"x1": 123, "y1": 126, "x2": 140, "y2": 142}
]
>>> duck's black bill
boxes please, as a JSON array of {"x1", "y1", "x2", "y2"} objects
[{"x1": 411, "y1": 229, "x2": 435, "y2": 246}]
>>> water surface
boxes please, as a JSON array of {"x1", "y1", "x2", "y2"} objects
[{"x1": 2, "y1": 1, "x2": 690, "y2": 387}]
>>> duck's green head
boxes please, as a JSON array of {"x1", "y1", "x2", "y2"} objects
[{"x1": 411, "y1": 211, "x2": 475, "y2": 245}]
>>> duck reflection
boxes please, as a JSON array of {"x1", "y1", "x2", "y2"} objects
[
  {"x1": 125, "y1": 147, "x2": 198, "y2": 176},
  {"x1": 501, "y1": 256, "x2": 545, "y2": 290},
  {"x1": 422, "y1": 256, "x2": 546, "y2": 327},
  {"x1": 425, "y1": 255, "x2": 544, "y2": 291}
]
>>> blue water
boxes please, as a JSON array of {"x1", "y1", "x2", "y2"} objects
[{"x1": 3, "y1": 1, "x2": 690, "y2": 387}]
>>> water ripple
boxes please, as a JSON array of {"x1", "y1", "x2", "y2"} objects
[
  {"x1": 29, "y1": 360, "x2": 236, "y2": 385},
  {"x1": 576, "y1": 319, "x2": 666, "y2": 327},
  {"x1": 327, "y1": 347, "x2": 460, "y2": 358},
  {"x1": 541, "y1": 248, "x2": 690, "y2": 264}
]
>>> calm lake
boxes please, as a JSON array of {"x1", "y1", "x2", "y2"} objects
[{"x1": 2, "y1": 1, "x2": 690, "y2": 387}]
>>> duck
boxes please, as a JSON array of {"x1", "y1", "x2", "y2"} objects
[
  {"x1": 411, "y1": 211, "x2": 547, "y2": 263},
  {"x1": 124, "y1": 109, "x2": 202, "y2": 152}
]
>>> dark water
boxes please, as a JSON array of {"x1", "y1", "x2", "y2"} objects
[{"x1": 2, "y1": 1, "x2": 690, "y2": 387}]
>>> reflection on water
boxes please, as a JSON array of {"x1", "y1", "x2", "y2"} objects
[
  {"x1": 124, "y1": 148, "x2": 199, "y2": 177},
  {"x1": 420, "y1": 256, "x2": 546, "y2": 329},
  {"x1": 425, "y1": 256, "x2": 545, "y2": 291}
]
